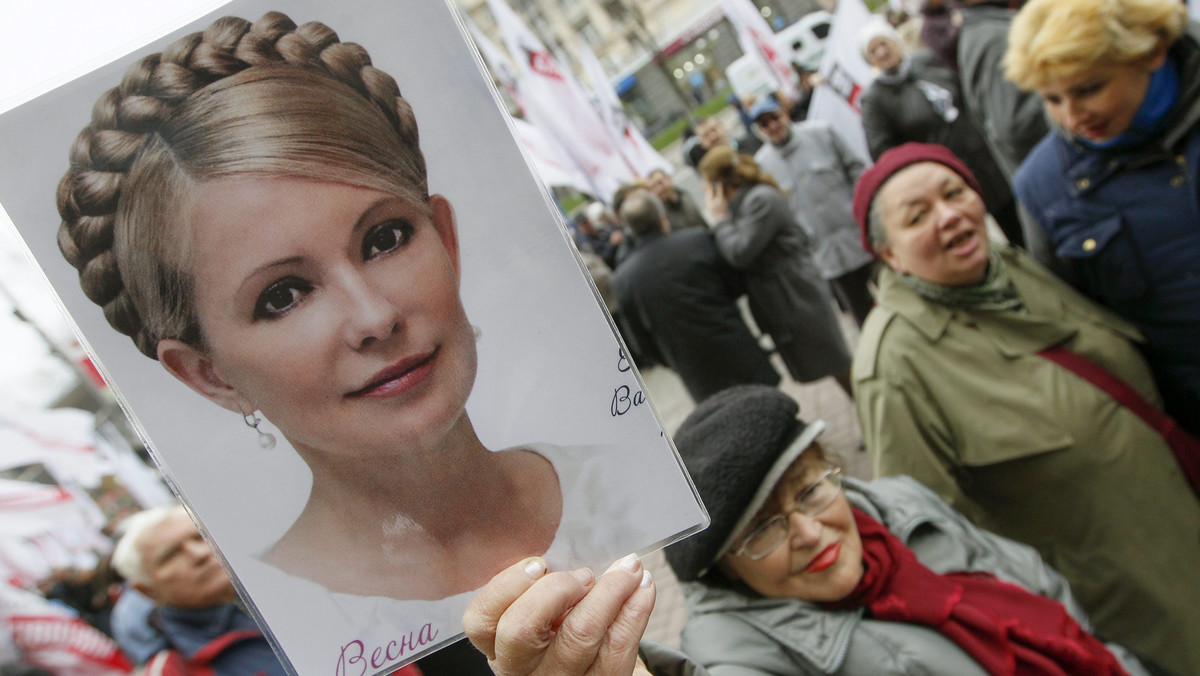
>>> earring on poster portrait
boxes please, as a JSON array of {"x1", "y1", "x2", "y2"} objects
[
  {"x1": 242, "y1": 410, "x2": 277, "y2": 450},
  {"x1": 473, "y1": 324, "x2": 482, "y2": 342}
]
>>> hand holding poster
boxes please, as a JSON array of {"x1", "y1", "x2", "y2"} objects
[{"x1": 0, "y1": 1, "x2": 707, "y2": 673}]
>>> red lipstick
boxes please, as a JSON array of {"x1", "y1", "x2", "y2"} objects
[
  {"x1": 348, "y1": 347, "x2": 438, "y2": 398},
  {"x1": 805, "y1": 543, "x2": 841, "y2": 573}
]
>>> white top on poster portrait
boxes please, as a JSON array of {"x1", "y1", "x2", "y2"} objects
[{"x1": 0, "y1": 0, "x2": 708, "y2": 673}]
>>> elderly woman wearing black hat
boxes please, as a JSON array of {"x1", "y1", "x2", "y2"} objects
[
  {"x1": 462, "y1": 385, "x2": 1150, "y2": 676},
  {"x1": 852, "y1": 142, "x2": 1200, "y2": 674}
]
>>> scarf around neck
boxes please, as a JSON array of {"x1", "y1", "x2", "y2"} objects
[
  {"x1": 895, "y1": 247, "x2": 1024, "y2": 312},
  {"x1": 827, "y1": 509, "x2": 1130, "y2": 676},
  {"x1": 1078, "y1": 57, "x2": 1179, "y2": 151}
]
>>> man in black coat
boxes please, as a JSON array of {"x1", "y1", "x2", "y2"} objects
[{"x1": 612, "y1": 190, "x2": 779, "y2": 403}]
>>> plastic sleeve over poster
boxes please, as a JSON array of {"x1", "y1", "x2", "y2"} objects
[{"x1": 0, "y1": 0, "x2": 709, "y2": 673}]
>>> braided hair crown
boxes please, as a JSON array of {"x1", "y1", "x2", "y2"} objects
[{"x1": 56, "y1": 12, "x2": 427, "y2": 358}]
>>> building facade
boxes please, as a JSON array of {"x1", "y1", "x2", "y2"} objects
[{"x1": 460, "y1": 0, "x2": 824, "y2": 137}]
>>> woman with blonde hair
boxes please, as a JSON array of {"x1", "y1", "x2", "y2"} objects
[
  {"x1": 698, "y1": 147, "x2": 853, "y2": 394},
  {"x1": 1004, "y1": 0, "x2": 1200, "y2": 438},
  {"x1": 54, "y1": 11, "x2": 638, "y2": 621}
]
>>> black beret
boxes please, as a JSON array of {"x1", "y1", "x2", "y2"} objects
[{"x1": 665, "y1": 385, "x2": 823, "y2": 581}]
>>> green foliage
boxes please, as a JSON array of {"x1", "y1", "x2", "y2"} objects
[{"x1": 558, "y1": 190, "x2": 591, "y2": 214}]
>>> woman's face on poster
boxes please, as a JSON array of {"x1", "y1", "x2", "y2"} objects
[{"x1": 158, "y1": 177, "x2": 478, "y2": 460}]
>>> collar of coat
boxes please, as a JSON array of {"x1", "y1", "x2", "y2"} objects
[
  {"x1": 678, "y1": 476, "x2": 998, "y2": 673},
  {"x1": 855, "y1": 244, "x2": 1142, "y2": 380}
]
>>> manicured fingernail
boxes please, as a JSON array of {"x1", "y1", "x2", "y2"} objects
[
  {"x1": 640, "y1": 569, "x2": 653, "y2": 588},
  {"x1": 606, "y1": 553, "x2": 641, "y2": 575},
  {"x1": 571, "y1": 567, "x2": 594, "y2": 586},
  {"x1": 523, "y1": 558, "x2": 546, "y2": 578}
]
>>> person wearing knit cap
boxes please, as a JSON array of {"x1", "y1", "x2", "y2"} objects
[
  {"x1": 852, "y1": 142, "x2": 1200, "y2": 673},
  {"x1": 461, "y1": 385, "x2": 1155, "y2": 675},
  {"x1": 858, "y1": 18, "x2": 905, "y2": 69},
  {"x1": 856, "y1": 17, "x2": 1023, "y2": 247}
]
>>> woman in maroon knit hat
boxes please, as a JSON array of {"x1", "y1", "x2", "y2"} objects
[{"x1": 851, "y1": 142, "x2": 1200, "y2": 673}]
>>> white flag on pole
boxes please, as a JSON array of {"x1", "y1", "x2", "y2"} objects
[
  {"x1": 511, "y1": 118, "x2": 598, "y2": 194},
  {"x1": 466, "y1": 16, "x2": 524, "y2": 111},
  {"x1": 718, "y1": 0, "x2": 800, "y2": 101},
  {"x1": 466, "y1": 16, "x2": 596, "y2": 194},
  {"x1": 576, "y1": 41, "x2": 671, "y2": 178},
  {"x1": 486, "y1": 0, "x2": 636, "y2": 200},
  {"x1": 808, "y1": 0, "x2": 874, "y2": 161}
]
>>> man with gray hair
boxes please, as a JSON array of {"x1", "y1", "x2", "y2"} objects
[
  {"x1": 612, "y1": 190, "x2": 778, "y2": 402},
  {"x1": 109, "y1": 505, "x2": 284, "y2": 675}
]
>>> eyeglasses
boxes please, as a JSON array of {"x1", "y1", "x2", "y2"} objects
[{"x1": 731, "y1": 466, "x2": 843, "y2": 560}]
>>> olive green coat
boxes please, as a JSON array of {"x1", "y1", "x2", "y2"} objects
[{"x1": 853, "y1": 245, "x2": 1200, "y2": 676}]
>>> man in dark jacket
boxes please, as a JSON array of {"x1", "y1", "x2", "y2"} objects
[{"x1": 612, "y1": 191, "x2": 778, "y2": 403}]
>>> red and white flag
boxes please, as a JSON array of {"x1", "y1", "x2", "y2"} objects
[
  {"x1": 1, "y1": 584, "x2": 132, "y2": 675},
  {"x1": 486, "y1": 0, "x2": 636, "y2": 200},
  {"x1": 466, "y1": 16, "x2": 596, "y2": 194},
  {"x1": 718, "y1": 0, "x2": 799, "y2": 101},
  {"x1": 576, "y1": 41, "x2": 671, "y2": 178}
]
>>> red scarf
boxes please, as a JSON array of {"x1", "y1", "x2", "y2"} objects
[{"x1": 830, "y1": 508, "x2": 1128, "y2": 676}]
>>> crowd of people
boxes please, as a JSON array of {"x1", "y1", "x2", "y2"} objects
[
  {"x1": 483, "y1": 0, "x2": 1200, "y2": 674},
  {"x1": 9, "y1": 0, "x2": 1200, "y2": 674}
]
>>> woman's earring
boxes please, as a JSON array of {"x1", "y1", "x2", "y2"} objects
[
  {"x1": 472, "y1": 324, "x2": 482, "y2": 342},
  {"x1": 242, "y1": 410, "x2": 277, "y2": 450}
]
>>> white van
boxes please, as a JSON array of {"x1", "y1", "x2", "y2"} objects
[{"x1": 724, "y1": 10, "x2": 833, "y2": 101}]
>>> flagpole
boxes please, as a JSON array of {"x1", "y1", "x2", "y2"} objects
[{"x1": 614, "y1": 0, "x2": 697, "y2": 116}]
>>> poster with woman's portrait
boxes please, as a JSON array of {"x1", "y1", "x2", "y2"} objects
[{"x1": 0, "y1": 0, "x2": 708, "y2": 673}]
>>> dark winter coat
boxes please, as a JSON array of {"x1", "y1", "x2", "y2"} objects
[
  {"x1": 712, "y1": 184, "x2": 852, "y2": 383},
  {"x1": 612, "y1": 228, "x2": 778, "y2": 402},
  {"x1": 860, "y1": 50, "x2": 1012, "y2": 217},
  {"x1": 1013, "y1": 21, "x2": 1200, "y2": 437},
  {"x1": 957, "y1": 2, "x2": 1048, "y2": 181}
]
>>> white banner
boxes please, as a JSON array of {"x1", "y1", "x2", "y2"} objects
[
  {"x1": 511, "y1": 117, "x2": 598, "y2": 195},
  {"x1": 577, "y1": 41, "x2": 672, "y2": 178},
  {"x1": 467, "y1": 17, "x2": 596, "y2": 194},
  {"x1": 466, "y1": 16, "x2": 523, "y2": 111},
  {"x1": 808, "y1": 0, "x2": 874, "y2": 162},
  {"x1": 719, "y1": 0, "x2": 800, "y2": 101},
  {"x1": 487, "y1": 0, "x2": 636, "y2": 199}
]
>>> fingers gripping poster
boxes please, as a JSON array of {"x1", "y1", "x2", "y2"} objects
[{"x1": 0, "y1": 0, "x2": 708, "y2": 673}]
